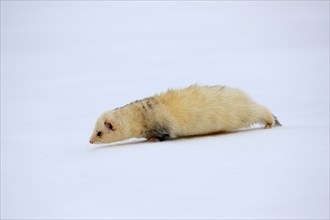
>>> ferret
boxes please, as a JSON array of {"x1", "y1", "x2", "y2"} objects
[{"x1": 89, "y1": 85, "x2": 281, "y2": 144}]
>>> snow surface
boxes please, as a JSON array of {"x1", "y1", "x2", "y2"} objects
[{"x1": 1, "y1": 1, "x2": 329, "y2": 219}]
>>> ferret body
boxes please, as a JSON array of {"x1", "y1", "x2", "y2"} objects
[{"x1": 89, "y1": 85, "x2": 281, "y2": 144}]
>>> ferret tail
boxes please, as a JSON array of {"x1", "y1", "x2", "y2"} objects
[{"x1": 273, "y1": 115, "x2": 282, "y2": 127}]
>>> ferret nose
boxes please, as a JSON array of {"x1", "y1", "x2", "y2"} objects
[{"x1": 89, "y1": 139, "x2": 94, "y2": 144}]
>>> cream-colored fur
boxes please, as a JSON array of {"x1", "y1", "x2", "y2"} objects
[{"x1": 89, "y1": 85, "x2": 280, "y2": 144}]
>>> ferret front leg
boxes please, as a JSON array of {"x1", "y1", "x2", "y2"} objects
[{"x1": 147, "y1": 137, "x2": 161, "y2": 142}]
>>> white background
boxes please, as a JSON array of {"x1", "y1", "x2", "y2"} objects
[{"x1": 1, "y1": 1, "x2": 329, "y2": 219}]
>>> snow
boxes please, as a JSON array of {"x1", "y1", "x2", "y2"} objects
[{"x1": 1, "y1": 1, "x2": 329, "y2": 219}]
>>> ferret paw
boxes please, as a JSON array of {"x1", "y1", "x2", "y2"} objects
[
  {"x1": 147, "y1": 137, "x2": 161, "y2": 142},
  {"x1": 264, "y1": 122, "x2": 273, "y2": 129}
]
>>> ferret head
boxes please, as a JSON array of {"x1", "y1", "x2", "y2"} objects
[{"x1": 89, "y1": 110, "x2": 131, "y2": 144}]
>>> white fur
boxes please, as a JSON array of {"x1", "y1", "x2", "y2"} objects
[{"x1": 89, "y1": 85, "x2": 280, "y2": 144}]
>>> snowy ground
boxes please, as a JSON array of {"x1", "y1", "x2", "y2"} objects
[{"x1": 1, "y1": 1, "x2": 329, "y2": 219}]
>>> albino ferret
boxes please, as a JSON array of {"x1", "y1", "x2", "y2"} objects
[{"x1": 89, "y1": 85, "x2": 281, "y2": 144}]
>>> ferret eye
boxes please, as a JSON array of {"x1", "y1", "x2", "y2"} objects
[{"x1": 97, "y1": 131, "x2": 102, "y2": 137}]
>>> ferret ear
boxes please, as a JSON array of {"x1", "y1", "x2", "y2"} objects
[{"x1": 104, "y1": 121, "x2": 114, "y2": 131}]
